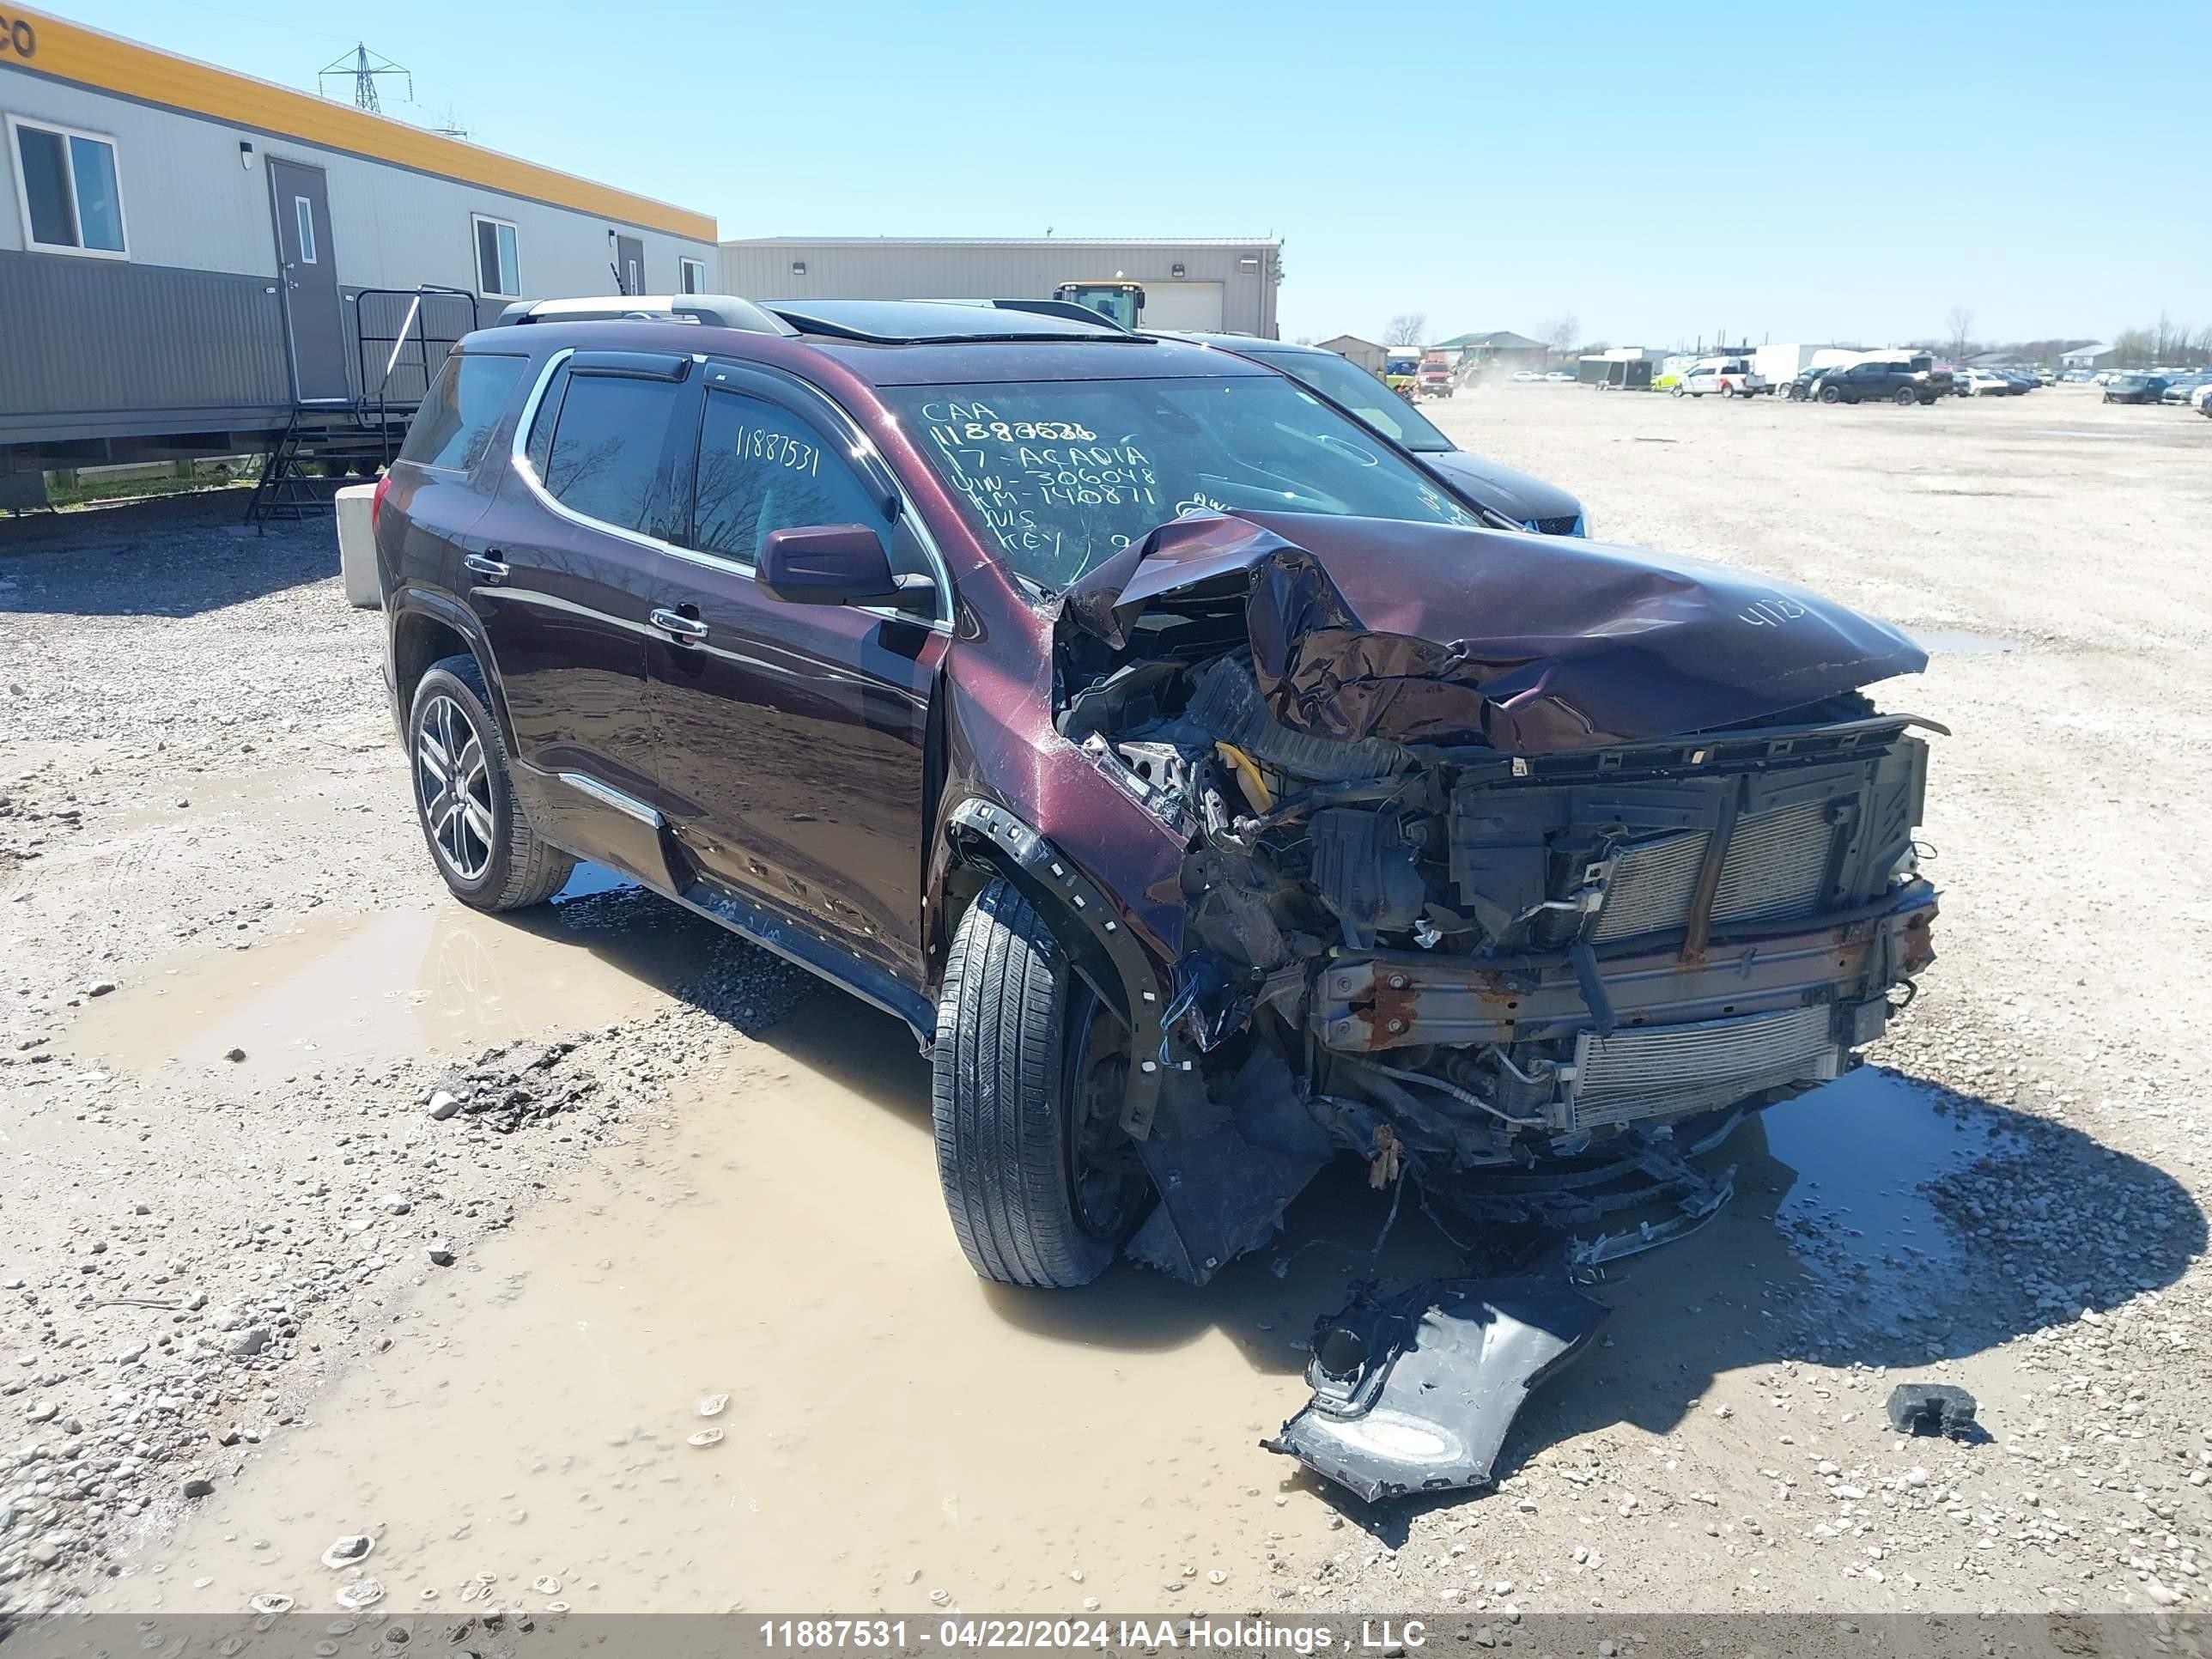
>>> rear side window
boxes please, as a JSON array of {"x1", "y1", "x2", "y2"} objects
[
  {"x1": 690, "y1": 390, "x2": 887, "y2": 566},
  {"x1": 398, "y1": 354, "x2": 527, "y2": 471},
  {"x1": 541, "y1": 374, "x2": 684, "y2": 535}
]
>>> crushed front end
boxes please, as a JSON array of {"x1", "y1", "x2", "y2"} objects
[{"x1": 1051, "y1": 514, "x2": 1942, "y2": 1280}]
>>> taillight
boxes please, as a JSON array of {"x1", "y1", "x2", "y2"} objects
[{"x1": 371, "y1": 471, "x2": 392, "y2": 533}]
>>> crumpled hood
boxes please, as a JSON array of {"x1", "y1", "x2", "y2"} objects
[{"x1": 1062, "y1": 513, "x2": 1926, "y2": 754}]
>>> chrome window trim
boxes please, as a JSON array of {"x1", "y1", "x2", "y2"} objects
[{"x1": 507, "y1": 348, "x2": 953, "y2": 633}]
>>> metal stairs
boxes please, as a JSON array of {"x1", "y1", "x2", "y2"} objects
[{"x1": 245, "y1": 285, "x2": 479, "y2": 528}]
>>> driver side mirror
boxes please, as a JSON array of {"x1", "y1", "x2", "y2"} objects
[{"x1": 758, "y1": 524, "x2": 934, "y2": 615}]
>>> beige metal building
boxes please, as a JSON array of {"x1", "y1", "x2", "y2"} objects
[
  {"x1": 720, "y1": 236, "x2": 1283, "y2": 337},
  {"x1": 1316, "y1": 334, "x2": 1386, "y2": 373}
]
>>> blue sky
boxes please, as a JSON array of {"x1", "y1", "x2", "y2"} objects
[{"x1": 40, "y1": 0, "x2": 2211, "y2": 349}]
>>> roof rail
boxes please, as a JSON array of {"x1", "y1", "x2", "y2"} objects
[{"x1": 492, "y1": 295, "x2": 794, "y2": 335}]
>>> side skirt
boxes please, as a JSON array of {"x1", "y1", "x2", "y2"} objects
[{"x1": 509, "y1": 757, "x2": 936, "y2": 1048}]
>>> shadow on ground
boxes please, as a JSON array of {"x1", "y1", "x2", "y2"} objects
[
  {"x1": 458, "y1": 866, "x2": 2210, "y2": 1544},
  {"x1": 0, "y1": 491, "x2": 334, "y2": 617}
]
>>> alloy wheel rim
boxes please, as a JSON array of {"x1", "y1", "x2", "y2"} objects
[{"x1": 416, "y1": 693, "x2": 495, "y2": 881}]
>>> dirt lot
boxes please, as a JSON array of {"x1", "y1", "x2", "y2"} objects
[{"x1": 3, "y1": 386, "x2": 2211, "y2": 1632}]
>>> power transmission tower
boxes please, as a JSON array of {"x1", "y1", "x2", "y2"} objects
[{"x1": 319, "y1": 44, "x2": 411, "y2": 115}]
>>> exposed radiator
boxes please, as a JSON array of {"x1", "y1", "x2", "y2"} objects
[
  {"x1": 1589, "y1": 800, "x2": 1838, "y2": 943},
  {"x1": 1564, "y1": 1003, "x2": 1840, "y2": 1129}
]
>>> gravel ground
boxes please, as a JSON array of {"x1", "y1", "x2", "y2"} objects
[
  {"x1": 0, "y1": 496, "x2": 816, "y2": 1626},
  {"x1": 3, "y1": 386, "x2": 2211, "y2": 1631}
]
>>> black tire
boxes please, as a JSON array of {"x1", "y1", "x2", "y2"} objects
[
  {"x1": 1820, "y1": 385, "x2": 1843, "y2": 404},
  {"x1": 406, "y1": 654, "x2": 574, "y2": 911},
  {"x1": 931, "y1": 878, "x2": 1150, "y2": 1289},
  {"x1": 1895, "y1": 386, "x2": 1917, "y2": 405}
]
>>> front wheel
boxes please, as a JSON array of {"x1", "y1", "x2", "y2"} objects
[
  {"x1": 1895, "y1": 386, "x2": 1918, "y2": 405},
  {"x1": 1671, "y1": 385, "x2": 1686, "y2": 398},
  {"x1": 932, "y1": 879, "x2": 1152, "y2": 1289},
  {"x1": 407, "y1": 655, "x2": 574, "y2": 911}
]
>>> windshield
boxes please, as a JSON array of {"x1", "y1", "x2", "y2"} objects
[
  {"x1": 1243, "y1": 348, "x2": 1454, "y2": 453},
  {"x1": 890, "y1": 376, "x2": 1479, "y2": 593}
]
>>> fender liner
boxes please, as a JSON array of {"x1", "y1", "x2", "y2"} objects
[{"x1": 945, "y1": 797, "x2": 1171, "y2": 1139}]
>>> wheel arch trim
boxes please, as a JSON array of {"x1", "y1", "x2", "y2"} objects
[
  {"x1": 387, "y1": 586, "x2": 517, "y2": 750},
  {"x1": 943, "y1": 797, "x2": 1171, "y2": 1139}
]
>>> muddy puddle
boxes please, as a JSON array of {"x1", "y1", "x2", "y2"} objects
[
  {"x1": 92, "y1": 920, "x2": 2006, "y2": 1614},
  {"x1": 101, "y1": 993, "x2": 1473, "y2": 1615},
  {"x1": 68, "y1": 869, "x2": 723, "y2": 1077}
]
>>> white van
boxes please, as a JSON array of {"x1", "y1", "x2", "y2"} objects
[{"x1": 1674, "y1": 356, "x2": 1769, "y2": 398}]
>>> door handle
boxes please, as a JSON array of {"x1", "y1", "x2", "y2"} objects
[
  {"x1": 651, "y1": 607, "x2": 708, "y2": 642},
  {"x1": 463, "y1": 553, "x2": 509, "y2": 583}
]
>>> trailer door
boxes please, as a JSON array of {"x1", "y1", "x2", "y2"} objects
[
  {"x1": 268, "y1": 160, "x2": 349, "y2": 403},
  {"x1": 615, "y1": 234, "x2": 645, "y2": 296}
]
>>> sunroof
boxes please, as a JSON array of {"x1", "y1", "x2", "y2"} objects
[{"x1": 764, "y1": 299, "x2": 1137, "y2": 343}]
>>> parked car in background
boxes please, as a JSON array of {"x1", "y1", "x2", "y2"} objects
[
  {"x1": 1544, "y1": 369, "x2": 1574, "y2": 382},
  {"x1": 2193, "y1": 383, "x2": 2212, "y2": 416},
  {"x1": 1674, "y1": 357, "x2": 1767, "y2": 398},
  {"x1": 1510, "y1": 369, "x2": 1540, "y2": 382},
  {"x1": 1962, "y1": 368, "x2": 2014, "y2": 398},
  {"x1": 1783, "y1": 366, "x2": 1826, "y2": 401},
  {"x1": 1416, "y1": 352, "x2": 1456, "y2": 399},
  {"x1": 1182, "y1": 334, "x2": 1590, "y2": 535},
  {"x1": 1814, "y1": 356, "x2": 1948, "y2": 405},
  {"x1": 2158, "y1": 374, "x2": 2209, "y2": 405},
  {"x1": 2104, "y1": 374, "x2": 2171, "y2": 404}
]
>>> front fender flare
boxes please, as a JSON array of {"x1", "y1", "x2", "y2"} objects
[{"x1": 944, "y1": 797, "x2": 1172, "y2": 1139}]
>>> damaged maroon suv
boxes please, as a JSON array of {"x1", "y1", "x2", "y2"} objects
[{"x1": 377, "y1": 295, "x2": 1941, "y2": 1315}]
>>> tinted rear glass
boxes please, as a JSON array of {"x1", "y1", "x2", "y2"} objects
[
  {"x1": 398, "y1": 355, "x2": 528, "y2": 471},
  {"x1": 541, "y1": 374, "x2": 684, "y2": 534}
]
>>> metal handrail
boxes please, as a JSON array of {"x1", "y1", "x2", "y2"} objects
[{"x1": 353, "y1": 284, "x2": 480, "y2": 434}]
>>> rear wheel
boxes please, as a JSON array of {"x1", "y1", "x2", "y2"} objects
[
  {"x1": 406, "y1": 655, "x2": 574, "y2": 911},
  {"x1": 931, "y1": 878, "x2": 1151, "y2": 1288},
  {"x1": 1820, "y1": 385, "x2": 1843, "y2": 404}
]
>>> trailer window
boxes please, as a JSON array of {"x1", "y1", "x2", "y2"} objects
[
  {"x1": 9, "y1": 117, "x2": 126, "y2": 257},
  {"x1": 472, "y1": 214, "x2": 520, "y2": 299}
]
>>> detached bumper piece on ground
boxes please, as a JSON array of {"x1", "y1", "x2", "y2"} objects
[{"x1": 1264, "y1": 1277, "x2": 1609, "y2": 1502}]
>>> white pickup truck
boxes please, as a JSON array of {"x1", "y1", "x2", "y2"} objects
[{"x1": 1673, "y1": 356, "x2": 1769, "y2": 398}]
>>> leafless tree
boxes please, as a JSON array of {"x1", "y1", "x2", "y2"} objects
[
  {"x1": 1945, "y1": 306, "x2": 1975, "y2": 359},
  {"x1": 1383, "y1": 313, "x2": 1427, "y2": 347},
  {"x1": 1540, "y1": 314, "x2": 1581, "y2": 356}
]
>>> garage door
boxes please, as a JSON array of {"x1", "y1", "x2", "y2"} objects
[{"x1": 1140, "y1": 281, "x2": 1224, "y2": 331}]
